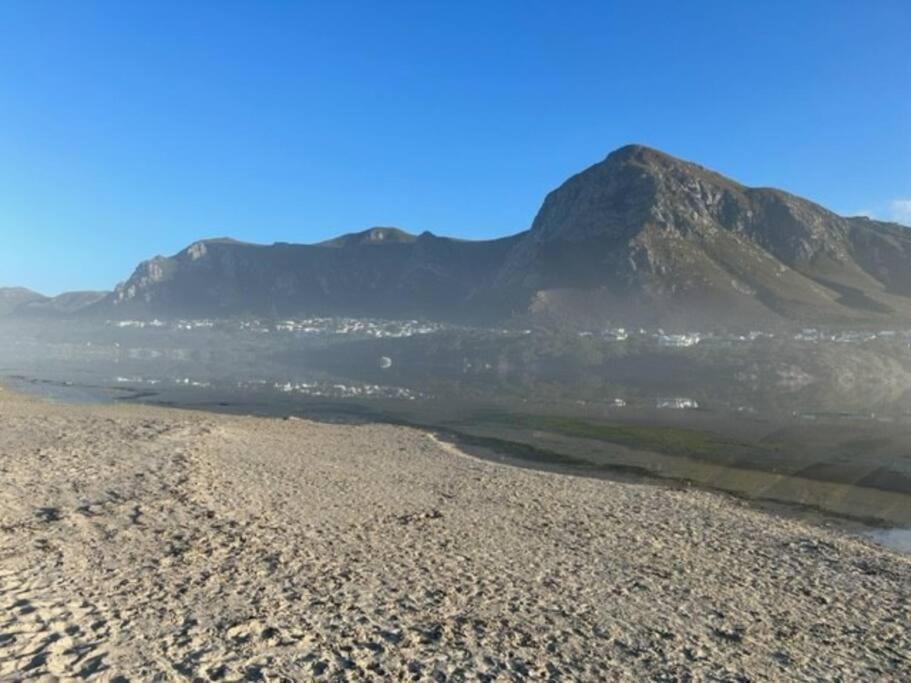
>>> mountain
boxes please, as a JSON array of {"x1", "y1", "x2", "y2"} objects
[
  {"x1": 498, "y1": 145, "x2": 911, "y2": 327},
  {"x1": 98, "y1": 229, "x2": 523, "y2": 322},
  {"x1": 16, "y1": 291, "x2": 109, "y2": 317},
  {"x1": 88, "y1": 146, "x2": 911, "y2": 327},
  {"x1": 0, "y1": 288, "x2": 109, "y2": 318},
  {"x1": 0, "y1": 287, "x2": 47, "y2": 317}
]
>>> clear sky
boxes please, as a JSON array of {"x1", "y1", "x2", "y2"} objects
[{"x1": 1, "y1": 0, "x2": 909, "y2": 294}]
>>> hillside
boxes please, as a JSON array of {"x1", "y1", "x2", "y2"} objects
[
  {"x1": 499, "y1": 145, "x2": 911, "y2": 327},
  {"x1": 84, "y1": 146, "x2": 911, "y2": 328},
  {"x1": 98, "y1": 229, "x2": 523, "y2": 322},
  {"x1": 0, "y1": 288, "x2": 46, "y2": 317}
]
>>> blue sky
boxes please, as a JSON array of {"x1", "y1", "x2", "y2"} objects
[{"x1": 1, "y1": 1, "x2": 909, "y2": 294}]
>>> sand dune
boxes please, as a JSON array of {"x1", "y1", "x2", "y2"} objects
[{"x1": 0, "y1": 390, "x2": 909, "y2": 680}]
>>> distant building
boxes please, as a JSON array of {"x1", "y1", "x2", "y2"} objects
[{"x1": 657, "y1": 397, "x2": 699, "y2": 410}]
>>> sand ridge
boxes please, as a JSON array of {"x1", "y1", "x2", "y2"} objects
[{"x1": 0, "y1": 390, "x2": 909, "y2": 680}]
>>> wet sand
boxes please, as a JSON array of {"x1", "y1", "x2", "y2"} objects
[{"x1": 1, "y1": 390, "x2": 909, "y2": 680}]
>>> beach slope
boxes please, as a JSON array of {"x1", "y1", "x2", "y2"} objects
[{"x1": 1, "y1": 391, "x2": 908, "y2": 680}]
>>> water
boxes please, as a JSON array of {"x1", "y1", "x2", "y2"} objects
[
  {"x1": 2, "y1": 317, "x2": 911, "y2": 554},
  {"x1": 867, "y1": 528, "x2": 911, "y2": 554}
]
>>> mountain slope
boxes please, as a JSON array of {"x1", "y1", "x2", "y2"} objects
[
  {"x1": 16, "y1": 291, "x2": 109, "y2": 317},
  {"x1": 0, "y1": 288, "x2": 47, "y2": 317},
  {"x1": 89, "y1": 146, "x2": 911, "y2": 327},
  {"x1": 499, "y1": 145, "x2": 911, "y2": 327},
  {"x1": 97, "y1": 229, "x2": 523, "y2": 322}
]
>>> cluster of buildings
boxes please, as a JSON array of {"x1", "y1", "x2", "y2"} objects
[
  {"x1": 657, "y1": 397, "x2": 700, "y2": 410},
  {"x1": 270, "y1": 318, "x2": 445, "y2": 338},
  {"x1": 111, "y1": 318, "x2": 214, "y2": 330},
  {"x1": 111, "y1": 319, "x2": 168, "y2": 329},
  {"x1": 793, "y1": 328, "x2": 885, "y2": 344},
  {"x1": 573, "y1": 326, "x2": 909, "y2": 348},
  {"x1": 109, "y1": 317, "x2": 447, "y2": 338},
  {"x1": 106, "y1": 316, "x2": 911, "y2": 353},
  {"x1": 656, "y1": 333, "x2": 702, "y2": 348}
]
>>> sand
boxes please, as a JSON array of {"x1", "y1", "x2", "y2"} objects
[{"x1": 0, "y1": 390, "x2": 909, "y2": 681}]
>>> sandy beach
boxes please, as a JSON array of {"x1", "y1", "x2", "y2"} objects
[{"x1": 0, "y1": 390, "x2": 909, "y2": 681}]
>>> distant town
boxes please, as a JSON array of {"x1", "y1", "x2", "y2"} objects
[{"x1": 105, "y1": 317, "x2": 911, "y2": 347}]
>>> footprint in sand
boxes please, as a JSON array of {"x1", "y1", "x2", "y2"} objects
[{"x1": 0, "y1": 569, "x2": 116, "y2": 680}]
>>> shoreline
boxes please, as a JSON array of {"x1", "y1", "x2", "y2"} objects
[
  {"x1": 5, "y1": 374, "x2": 910, "y2": 555},
  {"x1": 1, "y1": 387, "x2": 910, "y2": 679}
]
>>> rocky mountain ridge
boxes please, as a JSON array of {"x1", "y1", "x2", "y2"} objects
[
  {"x1": 9, "y1": 145, "x2": 911, "y2": 328},
  {"x1": 102, "y1": 228, "x2": 523, "y2": 322}
]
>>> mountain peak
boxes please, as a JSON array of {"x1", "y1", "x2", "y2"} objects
[
  {"x1": 601, "y1": 144, "x2": 741, "y2": 187},
  {"x1": 604, "y1": 143, "x2": 673, "y2": 163},
  {"x1": 527, "y1": 144, "x2": 756, "y2": 246},
  {"x1": 320, "y1": 227, "x2": 417, "y2": 248},
  {"x1": 198, "y1": 237, "x2": 249, "y2": 245}
]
